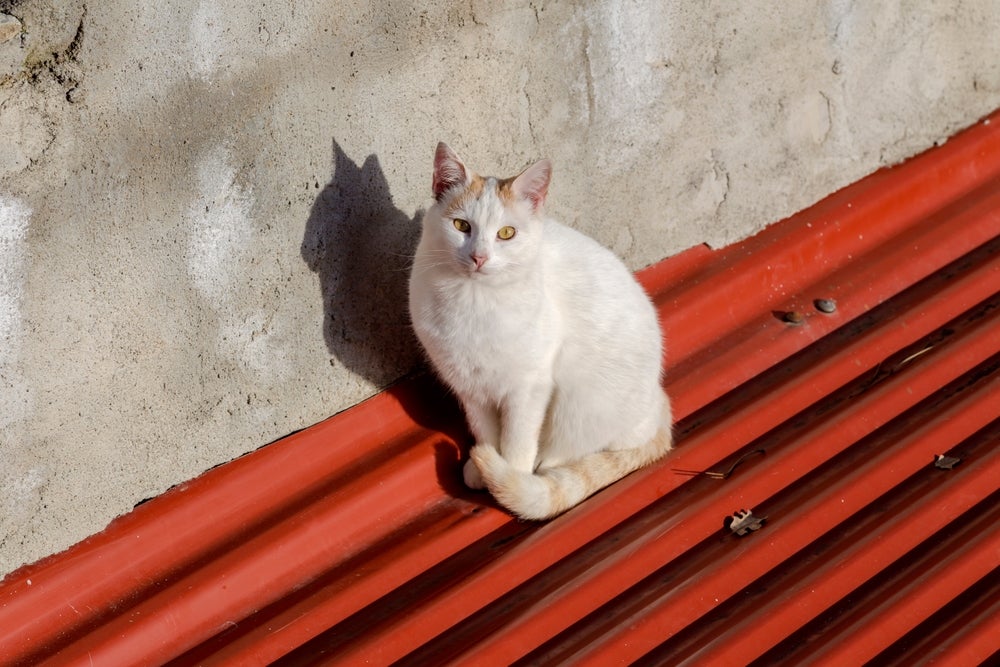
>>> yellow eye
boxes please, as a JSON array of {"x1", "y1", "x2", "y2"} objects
[
  {"x1": 497, "y1": 226, "x2": 516, "y2": 240},
  {"x1": 453, "y1": 218, "x2": 471, "y2": 233}
]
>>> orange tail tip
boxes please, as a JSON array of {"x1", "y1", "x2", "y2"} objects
[{"x1": 469, "y1": 428, "x2": 672, "y2": 521}]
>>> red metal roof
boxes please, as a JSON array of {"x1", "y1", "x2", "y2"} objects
[{"x1": 2, "y1": 110, "x2": 999, "y2": 666}]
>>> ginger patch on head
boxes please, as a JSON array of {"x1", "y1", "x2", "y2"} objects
[
  {"x1": 443, "y1": 174, "x2": 486, "y2": 218},
  {"x1": 496, "y1": 176, "x2": 518, "y2": 206}
]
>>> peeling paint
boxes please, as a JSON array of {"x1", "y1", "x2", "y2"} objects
[
  {"x1": 692, "y1": 154, "x2": 730, "y2": 219},
  {"x1": 185, "y1": 147, "x2": 288, "y2": 384},
  {"x1": 186, "y1": 147, "x2": 255, "y2": 302},
  {"x1": 0, "y1": 197, "x2": 31, "y2": 433},
  {"x1": 1, "y1": 467, "x2": 48, "y2": 537},
  {"x1": 188, "y1": 1, "x2": 228, "y2": 81}
]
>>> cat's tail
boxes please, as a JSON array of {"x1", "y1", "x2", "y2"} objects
[{"x1": 470, "y1": 410, "x2": 672, "y2": 521}]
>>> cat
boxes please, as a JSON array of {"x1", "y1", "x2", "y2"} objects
[{"x1": 408, "y1": 143, "x2": 672, "y2": 520}]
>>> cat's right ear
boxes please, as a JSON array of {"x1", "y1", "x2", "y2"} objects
[{"x1": 433, "y1": 142, "x2": 470, "y2": 201}]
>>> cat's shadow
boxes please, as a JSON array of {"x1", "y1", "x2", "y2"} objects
[
  {"x1": 301, "y1": 141, "x2": 485, "y2": 503},
  {"x1": 301, "y1": 141, "x2": 422, "y2": 387}
]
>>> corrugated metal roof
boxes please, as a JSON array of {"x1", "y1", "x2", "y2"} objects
[{"x1": 2, "y1": 110, "x2": 999, "y2": 666}]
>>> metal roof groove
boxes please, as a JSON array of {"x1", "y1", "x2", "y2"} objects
[{"x1": 1, "y1": 110, "x2": 998, "y2": 665}]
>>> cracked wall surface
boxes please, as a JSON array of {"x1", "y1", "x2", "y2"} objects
[{"x1": 1, "y1": 0, "x2": 999, "y2": 576}]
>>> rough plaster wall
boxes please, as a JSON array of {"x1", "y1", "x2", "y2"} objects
[{"x1": 0, "y1": 0, "x2": 998, "y2": 576}]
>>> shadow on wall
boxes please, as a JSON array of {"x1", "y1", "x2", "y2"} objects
[
  {"x1": 301, "y1": 142, "x2": 482, "y2": 502},
  {"x1": 301, "y1": 141, "x2": 423, "y2": 387}
]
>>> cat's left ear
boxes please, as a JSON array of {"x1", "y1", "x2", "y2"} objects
[
  {"x1": 433, "y1": 142, "x2": 471, "y2": 201},
  {"x1": 512, "y1": 158, "x2": 552, "y2": 212}
]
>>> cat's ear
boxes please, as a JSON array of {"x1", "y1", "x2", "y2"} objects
[
  {"x1": 433, "y1": 142, "x2": 470, "y2": 201},
  {"x1": 511, "y1": 158, "x2": 552, "y2": 212}
]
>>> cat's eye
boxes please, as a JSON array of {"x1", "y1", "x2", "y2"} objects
[
  {"x1": 453, "y1": 218, "x2": 471, "y2": 233},
  {"x1": 497, "y1": 226, "x2": 516, "y2": 240}
]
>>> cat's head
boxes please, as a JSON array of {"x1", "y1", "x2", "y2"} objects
[{"x1": 421, "y1": 142, "x2": 551, "y2": 281}]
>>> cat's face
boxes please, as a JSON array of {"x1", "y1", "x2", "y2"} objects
[
  {"x1": 429, "y1": 177, "x2": 538, "y2": 279},
  {"x1": 424, "y1": 143, "x2": 551, "y2": 282}
]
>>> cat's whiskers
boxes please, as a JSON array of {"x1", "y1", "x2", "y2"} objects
[
  {"x1": 410, "y1": 249, "x2": 461, "y2": 273},
  {"x1": 410, "y1": 257, "x2": 456, "y2": 277}
]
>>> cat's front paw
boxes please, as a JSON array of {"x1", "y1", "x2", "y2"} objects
[{"x1": 463, "y1": 456, "x2": 487, "y2": 490}]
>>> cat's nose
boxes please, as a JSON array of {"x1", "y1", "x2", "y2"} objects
[{"x1": 471, "y1": 252, "x2": 488, "y2": 269}]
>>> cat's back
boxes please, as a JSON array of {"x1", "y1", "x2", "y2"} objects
[{"x1": 541, "y1": 219, "x2": 654, "y2": 316}]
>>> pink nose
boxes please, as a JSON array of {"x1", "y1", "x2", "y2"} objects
[{"x1": 471, "y1": 253, "x2": 488, "y2": 269}]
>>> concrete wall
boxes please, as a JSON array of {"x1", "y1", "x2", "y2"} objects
[{"x1": 1, "y1": 0, "x2": 998, "y2": 576}]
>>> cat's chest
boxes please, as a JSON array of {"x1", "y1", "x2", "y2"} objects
[{"x1": 419, "y1": 280, "x2": 555, "y2": 380}]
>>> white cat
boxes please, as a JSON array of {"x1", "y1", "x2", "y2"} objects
[{"x1": 408, "y1": 143, "x2": 672, "y2": 520}]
